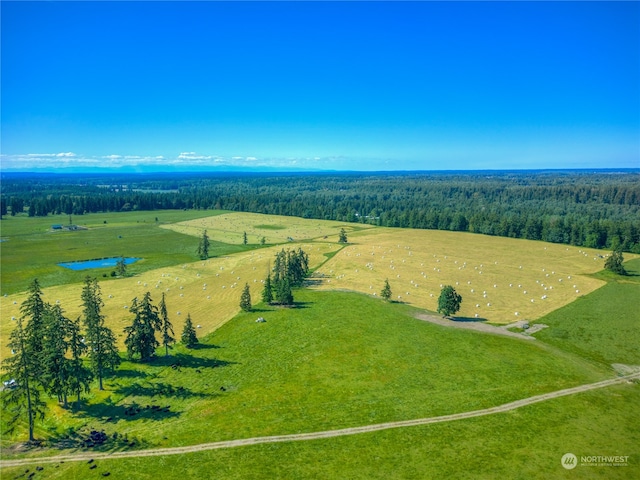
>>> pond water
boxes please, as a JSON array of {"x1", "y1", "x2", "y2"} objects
[{"x1": 58, "y1": 257, "x2": 141, "y2": 271}]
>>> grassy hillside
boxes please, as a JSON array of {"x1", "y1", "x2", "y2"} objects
[{"x1": 1, "y1": 289, "x2": 609, "y2": 447}]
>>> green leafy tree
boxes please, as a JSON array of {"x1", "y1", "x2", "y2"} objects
[
  {"x1": 381, "y1": 279, "x2": 392, "y2": 302},
  {"x1": 158, "y1": 293, "x2": 175, "y2": 357},
  {"x1": 338, "y1": 228, "x2": 348, "y2": 243},
  {"x1": 125, "y1": 292, "x2": 161, "y2": 362},
  {"x1": 262, "y1": 273, "x2": 274, "y2": 304},
  {"x1": 604, "y1": 248, "x2": 627, "y2": 275},
  {"x1": 243, "y1": 231, "x2": 248, "y2": 245},
  {"x1": 181, "y1": 314, "x2": 198, "y2": 348},
  {"x1": 82, "y1": 277, "x2": 120, "y2": 390},
  {"x1": 260, "y1": 236, "x2": 266, "y2": 245},
  {"x1": 240, "y1": 283, "x2": 252, "y2": 312},
  {"x1": 1, "y1": 317, "x2": 46, "y2": 442},
  {"x1": 197, "y1": 229, "x2": 210, "y2": 260},
  {"x1": 437, "y1": 285, "x2": 463, "y2": 317}
]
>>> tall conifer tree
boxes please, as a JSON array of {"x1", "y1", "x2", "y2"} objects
[
  {"x1": 159, "y1": 293, "x2": 175, "y2": 357},
  {"x1": 1, "y1": 317, "x2": 46, "y2": 442},
  {"x1": 81, "y1": 277, "x2": 120, "y2": 390}
]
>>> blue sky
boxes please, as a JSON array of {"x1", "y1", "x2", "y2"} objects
[{"x1": 1, "y1": 1, "x2": 638, "y2": 171}]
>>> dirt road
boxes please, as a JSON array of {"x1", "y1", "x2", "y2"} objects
[
  {"x1": 415, "y1": 313, "x2": 535, "y2": 340},
  {"x1": 1, "y1": 372, "x2": 637, "y2": 468}
]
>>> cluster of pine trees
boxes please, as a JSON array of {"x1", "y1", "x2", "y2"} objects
[
  {"x1": 261, "y1": 248, "x2": 309, "y2": 306},
  {"x1": 2, "y1": 278, "x2": 119, "y2": 441},
  {"x1": 1, "y1": 278, "x2": 199, "y2": 442},
  {"x1": 124, "y1": 291, "x2": 198, "y2": 361}
]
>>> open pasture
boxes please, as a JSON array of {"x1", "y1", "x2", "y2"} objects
[
  {"x1": 312, "y1": 228, "x2": 626, "y2": 324},
  {"x1": 160, "y1": 211, "x2": 373, "y2": 245},
  {"x1": 534, "y1": 257, "x2": 640, "y2": 367},
  {"x1": 0, "y1": 289, "x2": 612, "y2": 453},
  {"x1": 0, "y1": 210, "x2": 234, "y2": 295},
  {"x1": 3, "y1": 383, "x2": 637, "y2": 479},
  {"x1": 0, "y1": 242, "x2": 340, "y2": 362}
]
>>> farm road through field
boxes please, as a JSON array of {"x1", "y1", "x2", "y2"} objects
[
  {"x1": 415, "y1": 313, "x2": 535, "y2": 340},
  {"x1": 2, "y1": 373, "x2": 638, "y2": 468}
]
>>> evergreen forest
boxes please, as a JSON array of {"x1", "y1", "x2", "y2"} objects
[{"x1": 2, "y1": 170, "x2": 639, "y2": 253}]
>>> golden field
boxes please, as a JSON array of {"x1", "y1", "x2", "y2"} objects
[
  {"x1": 311, "y1": 227, "x2": 618, "y2": 324},
  {"x1": 160, "y1": 211, "x2": 374, "y2": 245}
]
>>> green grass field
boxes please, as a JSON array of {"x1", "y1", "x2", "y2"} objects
[
  {"x1": 0, "y1": 210, "x2": 243, "y2": 295},
  {"x1": 3, "y1": 384, "x2": 637, "y2": 479},
  {"x1": 1, "y1": 211, "x2": 638, "y2": 479},
  {"x1": 533, "y1": 257, "x2": 640, "y2": 367}
]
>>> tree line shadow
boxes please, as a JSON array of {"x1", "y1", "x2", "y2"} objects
[
  {"x1": 450, "y1": 316, "x2": 489, "y2": 323},
  {"x1": 114, "y1": 381, "x2": 210, "y2": 400},
  {"x1": 152, "y1": 352, "x2": 236, "y2": 370},
  {"x1": 77, "y1": 400, "x2": 182, "y2": 423}
]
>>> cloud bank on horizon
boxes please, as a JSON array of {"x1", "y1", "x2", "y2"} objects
[{"x1": 1, "y1": 2, "x2": 638, "y2": 172}]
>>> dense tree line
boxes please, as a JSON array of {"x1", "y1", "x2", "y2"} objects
[{"x1": 2, "y1": 170, "x2": 639, "y2": 252}]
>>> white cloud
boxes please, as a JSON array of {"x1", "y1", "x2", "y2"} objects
[
  {"x1": 26, "y1": 152, "x2": 76, "y2": 158},
  {"x1": 1, "y1": 151, "x2": 346, "y2": 171},
  {"x1": 178, "y1": 152, "x2": 214, "y2": 160}
]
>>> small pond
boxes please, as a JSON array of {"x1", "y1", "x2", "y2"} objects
[{"x1": 58, "y1": 257, "x2": 141, "y2": 271}]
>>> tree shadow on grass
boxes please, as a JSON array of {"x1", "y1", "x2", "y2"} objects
[
  {"x1": 449, "y1": 316, "x2": 488, "y2": 323},
  {"x1": 267, "y1": 301, "x2": 314, "y2": 309},
  {"x1": 152, "y1": 352, "x2": 237, "y2": 371},
  {"x1": 113, "y1": 369, "x2": 149, "y2": 378},
  {"x1": 187, "y1": 342, "x2": 221, "y2": 350},
  {"x1": 76, "y1": 400, "x2": 182, "y2": 423},
  {"x1": 247, "y1": 307, "x2": 275, "y2": 313},
  {"x1": 293, "y1": 301, "x2": 313, "y2": 309},
  {"x1": 114, "y1": 382, "x2": 210, "y2": 400},
  {"x1": 45, "y1": 426, "x2": 152, "y2": 451}
]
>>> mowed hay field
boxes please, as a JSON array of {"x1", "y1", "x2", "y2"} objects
[
  {"x1": 160, "y1": 211, "x2": 373, "y2": 244},
  {"x1": 311, "y1": 227, "x2": 630, "y2": 324},
  {"x1": 0, "y1": 242, "x2": 340, "y2": 362}
]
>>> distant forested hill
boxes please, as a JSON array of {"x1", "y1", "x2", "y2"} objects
[{"x1": 2, "y1": 170, "x2": 639, "y2": 253}]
